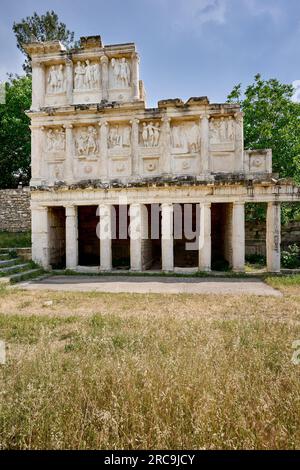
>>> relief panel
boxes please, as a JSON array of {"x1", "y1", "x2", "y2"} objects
[
  {"x1": 109, "y1": 156, "x2": 132, "y2": 178},
  {"x1": 170, "y1": 121, "x2": 201, "y2": 155},
  {"x1": 209, "y1": 117, "x2": 235, "y2": 152},
  {"x1": 107, "y1": 123, "x2": 131, "y2": 156},
  {"x1": 211, "y1": 153, "x2": 235, "y2": 173},
  {"x1": 75, "y1": 126, "x2": 99, "y2": 160},
  {"x1": 45, "y1": 128, "x2": 66, "y2": 162},
  {"x1": 108, "y1": 57, "x2": 132, "y2": 102},
  {"x1": 45, "y1": 65, "x2": 67, "y2": 106},
  {"x1": 141, "y1": 156, "x2": 160, "y2": 176},
  {"x1": 73, "y1": 60, "x2": 101, "y2": 104}
]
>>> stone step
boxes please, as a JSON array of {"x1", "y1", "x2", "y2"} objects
[
  {"x1": 0, "y1": 258, "x2": 22, "y2": 268},
  {"x1": 8, "y1": 268, "x2": 44, "y2": 285},
  {"x1": 0, "y1": 263, "x2": 31, "y2": 275},
  {"x1": 0, "y1": 253, "x2": 10, "y2": 260}
]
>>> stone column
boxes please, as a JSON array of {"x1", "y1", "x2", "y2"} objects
[
  {"x1": 199, "y1": 203, "x2": 211, "y2": 272},
  {"x1": 100, "y1": 55, "x2": 109, "y2": 101},
  {"x1": 31, "y1": 61, "x2": 45, "y2": 110},
  {"x1": 130, "y1": 203, "x2": 148, "y2": 271},
  {"x1": 31, "y1": 206, "x2": 49, "y2": 269},
  {"x1": 201, "y1": 115, "x2": 209, "y2": 174},
  {"x1": 234, "y1": 112, "x2": 244, "y2": 172},
  {"x1": 65, "y1": 59, "x2": 73, "y2": 105},
  {"x1": 64, "y1": 124, "x2": 74, "y2": 184},
  {"x1": 131, "y1": 52, "x2": 140, "y2": 100},
  {"x1": 267, "y1": 202, "x2": 281, "y2": 273},
  {"x1": 65, "y1": 205, "x2": 78, "y2": 269},
  {"x1": 99, "y1": 120, "x2": 108, "y2": 178},
  {"x1": 232, "y1": 202, "x2": 245, "y2": 272},
  {"x1": 161, "y1": 117, "x2": 171, "y2": 175},
  {"x1": 30, "y1": 126, "x2": 43, "y2": 185},
  {"x1": 161, "y1": 203, "x2": 174, "y2": 271},
  {"x1": 99, "y1": 204, "x2": 113, "y2": 271},
  {"x1": 130, "y1": 118, "x2": 140, "y2": 176}
]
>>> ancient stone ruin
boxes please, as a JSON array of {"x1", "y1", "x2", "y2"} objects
[{"x1": 24, "y1": 35, "x2": 300, "y2": 273}]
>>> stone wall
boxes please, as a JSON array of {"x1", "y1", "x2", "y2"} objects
[
  {"x1": 0, "y1": 188, "x2": 31, "y2": 232},
  {"x1": 246, "y1": 221, "x2": 300, "y2": 256}
]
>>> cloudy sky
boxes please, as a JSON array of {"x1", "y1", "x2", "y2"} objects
[{"x1": 0, "y1": 0, "x2": 299, "y2": 106}]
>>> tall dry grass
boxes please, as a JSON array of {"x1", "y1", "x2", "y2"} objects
[{"x1": 0, "y1": 284, "x2": 300, "y2": 450}]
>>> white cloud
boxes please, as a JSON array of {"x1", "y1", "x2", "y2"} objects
[
  {"x1": 165, "y1": 0, "x2": 229, "y2": 31},
  {"x1": 243, "y1": 0, "x2": 283, "y2": 24}
]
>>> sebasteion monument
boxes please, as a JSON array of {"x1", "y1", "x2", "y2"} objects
[{"x1": 24, "y1": 35, "x2": 300, "y2": 273}]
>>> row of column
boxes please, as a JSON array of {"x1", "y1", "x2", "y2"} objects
[{"x1": 32, "y1": 201, "x2": 281, "y2": 273}]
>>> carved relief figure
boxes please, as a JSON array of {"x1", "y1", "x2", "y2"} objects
[
  {"x1": 46, "y1": 128, "x2": 65, "y2": 152},
  {"x1": 74, "y1": 61, "x2": 100, "y2": 90},
  {"x1": 76, "y1": 126, "x2": 98, "y2": 155},
  {"x1": 187, "y1": 123, "x2": 200, "y2": 152},
  {"x1": 47, "y1": 65, "x2": 65, "y2": 94},
  {"x1": 111, "y1": 58, "x2": 131, "y2": 88},
  {"x1": 141, "y1": 122, "x2": 160, "y2": 147},
  {"x1": 210, "y1": 117, "x2": 235, "y2": 144},
  {"x1": 172, "y1": 126, "x2": 184, "y2": 149},
  {"x1": 171, "y1": 123, "x2": 200, "y2": 153},
  {"x1": 108, "y1": 125, "x2": 131, "y2": 148},
  {"x1": 74, "y1": 61, "x2": 85, "y2": 89}
]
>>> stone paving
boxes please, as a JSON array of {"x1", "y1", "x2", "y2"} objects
[{"x1": 17, "y1": 275, "x2": 282, "y2": 297}]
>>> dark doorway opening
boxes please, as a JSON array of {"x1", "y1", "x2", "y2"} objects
[
  {"x1": 174, "y1": 203, "x2": 198, "y2": 268},
  {"x1": 49, "y1": 206, "x2": 66, "y2": 269},
  {"x1": 211, "y1": 203, "x2": 230, "y2": 271},
  {"x1": 112, "y1": 205, "x2": 130, "y2": 269},
  {"x1": 78, "y1": 205, "x2": 99, "y2": 266}
]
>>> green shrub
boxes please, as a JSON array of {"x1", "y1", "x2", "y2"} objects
[{"x1": 281, "y1": 244, "x2": 300, "y2": 269}]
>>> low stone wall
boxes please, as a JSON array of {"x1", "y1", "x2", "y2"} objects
[
  {"x1": 0, "y1": 188, "x2": 31, "y2": 232},
  {"x1": 246, "y1": 221, "x2": 300, "y2": 256}
]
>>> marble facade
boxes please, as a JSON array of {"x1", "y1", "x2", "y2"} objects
[{"x1": 25, "y1": 35, "x2": 300, "y2": 273}]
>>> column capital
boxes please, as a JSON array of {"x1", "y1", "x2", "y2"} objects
[
  {"x1": 161, "y1": 202, "x2": 173, "y2": 208},
  {"x1": 99, "y1": 120, "x2": 108, "y2": 127},
  {"x1": 131, "y1": 51, "x2": 140, "y2": 62},
  {"x1": 65, "y1": 205, "x2": 77, "y2": 217},
  {"x1": 234, "y1": 111, "x2": 244, "y2": 121},
  {"x1": 63, "y1": 123, "x2": 73, "y2": 130},
  {"x1": 100, "y1": 54, "x2": 109, "y2": 64},
  {"x1": 233, "y1": 201, "x2": 245, "y2": 206},
  {"x1": 130, "y1": 118, "x2": 140, "y2": 125},
  {"x1": 161, "y1": 116, "x2": 171, "y2": 124},
  {"x1": 31, "y1": 60, "x2": 44, "y2": 68}
]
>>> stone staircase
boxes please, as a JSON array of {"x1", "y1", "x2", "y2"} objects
[{"x1": 0, "y1": 249, "x2": 44, "y2": 284}]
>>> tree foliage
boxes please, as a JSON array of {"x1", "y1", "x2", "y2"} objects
[
  {"x1": 0, "y1": 76, "x2": 32, "y2": 188},
  {"x1": 228, "y1": 74, "x2": 300, "y2": 222},
  {"x1": 228, "y1": 74, "x2": 300, "y2": 182},
  {"x1": 13, "y1": 10, "x2": 75, "y2": 74}
]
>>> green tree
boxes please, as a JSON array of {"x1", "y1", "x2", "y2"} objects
[
  {"x1": 228, "y1": 75, "x2": 300, "y2": 222},
  {"x1": 227, "y1": 74, "x2": 300, "y2": 182},
  {"x1": 13, "y1": 10, "x2": 75, "y2": 74},
  {"x1": 0, "y1": 76, "x2": 32, "y2": 188}
]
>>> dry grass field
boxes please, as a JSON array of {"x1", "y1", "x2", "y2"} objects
[{"x1": 0, "y1": 275, "x2": 299, "y2": 450}]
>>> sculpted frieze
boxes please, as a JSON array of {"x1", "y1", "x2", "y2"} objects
[
  {"x1": 75, "y1": 126, "x2": 98, "y2": 157},
  {"x1": 140, "y1": 122, "x2": 161, "y2": 148},
  {"x1": 171, "y1": 122, "x2": 200, "y2": 154},
  {"x1": 46, "y1": 128, "x2": 65, "y2": 153},
  {"x1": 74, "y1": 60, "x2": 100, "y2": 90},
  {"x1": 210, "y1": 117, "x2": 235, "y2": 144},
  {"x1": 110, "y1": 58, "x2": 131, "y2": 88},
  {"x1": 47, "y1": 65, "x2": 65, "y2": 94},
  {"x1": 108, "y1": 124, "x2": 131, "y2": 149}
]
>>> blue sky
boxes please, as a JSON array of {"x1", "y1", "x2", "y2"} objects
[{"x1": 0, "y1": 0, "x2": 299, "y2": 107}]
